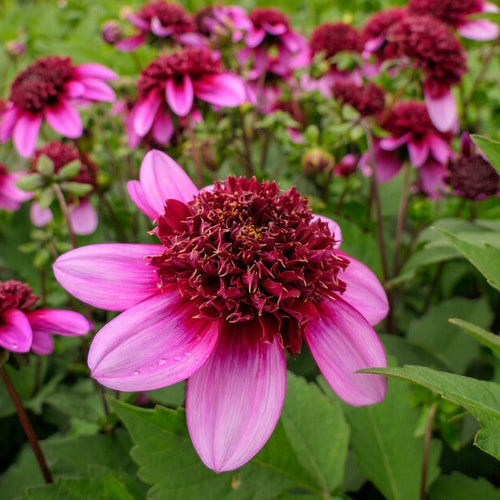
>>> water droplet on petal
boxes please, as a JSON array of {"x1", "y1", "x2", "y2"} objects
[
  {"x1": 158, "y1": 358, "x2": 167, "y2": 366},
  {"x1": 11, "y1": 343, "x2": 18, "y2": 349},
  {"x1": 133, "y1": 370, "x2": 140, "y2": 375},
  {"x1": 173, "y1": 356, "x2": 182, "y2": 362}
]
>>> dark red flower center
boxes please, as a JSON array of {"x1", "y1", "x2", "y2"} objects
[
  {"x1": 137, "y1": 1, "x2": 194, "y2": 34},
  {"x1": 9, "y1": 56, "x2": 73, "y2": 113},
  {"x1": 0, "y1": 163, "x2": 7, "y2": 177},
  {"x1": 387, "y1": 15, "x2": 466, "y2": 89},
  {"x1": 249, "y1": 8, "x2": 289, "y2": 31},
  {"x1": 150, "y1": 177, "x2": 348, "y2": 354},
  {"x1": 0, "y1": 280, "x2": 39, "y2": 315},
  {"x1": 447, "y1": 155, "x2": 499, "y2": 200},
  {"x1": 138, "y1": 48, "x2": 223, "y2": 97},
  {"x1": 310, "y1": 23, "x2": 363, "y2": 59},
  {"x1": 332, "y1": 81, "x2": 386, "y2": 117},
  {"x1": 362, "y1": 8, "x2": 407, "y2": 42},
  {"x1": 381, "y1": 101, "x2": 448, "y2": 139},
  {"x1": 408, "y1": 0, "x2": 483, "y2": 27},
  {"x1": 31, "y1": 141, "x2": 97, "y2": 188}
]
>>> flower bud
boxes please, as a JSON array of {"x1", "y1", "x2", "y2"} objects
[{"x1": 302, "y1": 148, "x2": 335, "y2": 175}]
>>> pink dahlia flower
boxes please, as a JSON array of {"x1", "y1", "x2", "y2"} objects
[
  {"x1": 386, "y1": 15, "x2": 467, "y2": 132},
  {"x1": 0, "y1": 56, "x2": 117, "y2": 158},
  {"x1": 375, "y1": 100, "x2": 453, "y2": 196},
  {"x1": 238, "y1": 7, "x2": 309, "y2": 79},
  {"x1": 0, "y1": 280, "x2": 91, "y2": 355},
  {"x1": 29, "y1": 141, "x2": 98, "y2": 235},
  {"x1": 54, "y1": 150, "x2": 388, "y2": 472},
  {"x1": 408, "y1": 0, "x2": 499, "y2": 41},
  {"x1": 115, "y1": 1, "x2": 197, "y2": 51},
  {"x1": 195, "y1": 5, "x2": 252, "y2": 44},
  {"x1": 0, "y1": 163, "x2": 32, "y2": 211},
  {"x1": 129, "y1": 48, "x2": 246, "y2": 146}
]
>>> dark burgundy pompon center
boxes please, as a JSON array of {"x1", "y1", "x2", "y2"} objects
[{"x1": 0, "y1": 280, "x2": 39, "y2": 315}]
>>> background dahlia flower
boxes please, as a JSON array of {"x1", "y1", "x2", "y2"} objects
[
  {"x1": 0, "y1": 56, "x2": 117, "y2": 158},
  {"x1": 0, "y1": 280, "x2": 91, "y2": 355},
  {"x1": 0, "y1": 163, "x2": 32, "y2": 211},
  {"x1": 54, "y1": 150, "x2": 388, "y2": 473}
]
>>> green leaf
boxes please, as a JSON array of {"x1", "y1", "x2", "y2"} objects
[
  {"x1": 36, "y1": 155, "x2": 55, "y2": 176},
  {"x1": 363, "y1": 365, "x2": 500, "y2": 460},
  {"x1": 37, "y1": 187, "x2": 55, "y2": 209},
  {"x1": 281, "y1": 372, "x2": 349, "y2": 493},
  {"x1": 429, "y1": 471, "x2": 500, "y2": 500},
  {"x1": 449, "y1": 318, "x2": 500, "y2": 357},
  {"x1": 407, "y1": 298, "x2": 492, "y2": 374},
  {"x1": 470, "y1": 135, "x2": 500, "y2": 173},
  {"x1": 433, "y1": 227, "x2": 500, "y2": 290},
  {"x1": 327, "y1": 375, "x2": 442, "y2": 500},
  {"x1": 16, "y1": 173, "x2": 44, "y2": 191},
  {"x1": 111, "y1": 396, "x2": 322, "y2": 499},
  {"x1": 60, "y1": 182, "x2": 93, "y2": 197},
  {"x1": 57, "y1": 160, "x2": 82, "y2": 180}
]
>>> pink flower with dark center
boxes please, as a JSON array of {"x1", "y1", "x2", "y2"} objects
[
  {"x1": 195, "y1": 5, "x2": 252, "y2": 44},
  {"x1": 446, "y1": 133, "x2": 500, "y2": 200},
  {"x1": 0, "y1": 280, "x2": 90, "y2": 355},
  {"x1": 375, "y1": 100, "x2": 453, "y2": 196},
  {"x1": 361, "y1": 7, "x2": 407, "y2": 58},
  {"x1": 334, "y1": 153, "x2": 359, "y2": 177},
  {"x1": 0, "y1": 163, "x2": 32, "y2": 211},
  {"x1": 332, "y1": 81, "x2": 386, "y2": 117},
  {"x1": 0, "y1": 56, "x2": 117, "y2": 158},
  {"x1": 29, "y1": 141, "x2": 98, "y2": 235},
  {"x1": 408, "y1": 0, "x2": 499, "y2": 40},
  {"x1": 386, "y1": 15, "x2": 467, "y2": 132},
  {"x1": 116, "y1": 1, "x2": 197, "y2": 51},
  {"x1": 129, "y1": 48, "x2": 246, "y2": 145},
  {"x1": 54, "y1": 150, "x2": 388, "y2": 472},
  {"x1": 239, "y1": 7, "x2": 309, "y2": 79}
]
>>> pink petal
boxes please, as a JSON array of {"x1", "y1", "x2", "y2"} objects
[
  {"x1": 0, "y1": 309, "x2": 32, "y2": 353},
  {"x1": 115, "y1": 33, "x2": 147, "y2": 51},
  {"x1": 150, "y1": 17, "x2": 175, "y2": 37},
  {"x1": 336, "y1": 250, "x2": 389, "y2": 326},
  {"x1": 126, "y1": 180, "x2": 158, "y2": 220},
  {"x1": 428, "y1": 134, "x2": 452, "y2": 164},
  {"x1": 53, "y1": 243, "x2": 162, "y2": 311},
  {"x1": 135, "y1": 150, "x2": 199, "y2": 217},
  {"x1": 151, "y1": 108, "x2": 175, "y2": 145},
  {"x1": 30, "y1": 202, "x2": 53, "y2": 227},
  {"x1": 13, "y1": 112, "x2": 42, "y2": 158},
  {"x1": 264, "y1": 22, "x2": 287, "y2": 35},
  {"x1": 26, "y1": 309, "x2": 91, "y2": 337},
  {"x1": 418, "y1": 159, "x2": 447, "y2": 198},
  {"x1": 88, "y1": 291, "x2": 219, "y2": 391},
  {"x1": 373, "y1": 145, "x2": 403, "y2": 182},
  {"x1": 379, "y1": 132, "x2": 412, "y2": 151},
  {"x1": 30, "y1": 330, "x2": 54, "y2": 355},
  {"x1": 44, "y1": 100, "x2": 83, "y2": 138},
  {"x1": 424, "y1": 87, "x2": 457, "y2": 133},
  {"x1": 186, "y1": 321, "x2": 286, "y2": 472},
  {"x1": 304, "y1": 298, "x2": 387, "y2": 406},
  {"x1": 79, "y1": 79, "x2": 116, "y2": 102},
  {"x1": 73, "y1": 63, "x2": 117, "y2": 81},
  {"x1": 65, "y1": 81, "x2": 86, "y2": 98},
  {"x1": 132, "y1": 93, "x2": 162, "y2": 137},
  {"x1": 68, "y1": 200, "x2": 98, "y2": 235},
  {"x1": 312, "y1": 214, "x2": 342, "y2": 248},
  {"x1": 166, "y1": 75, "x2": 194, "y2": 117},
  {"x1": 458, "y1": 19, "x2": 499, "y2": 41},
  {"x1": 125, "y1": 12, "x2": 150, "y2": 30},
  {"x1": 193, "y1": 74, "x2": 247, "y2": 108},
  {"x1": 0, "y1": 105, "x2": 20, "y2": 141},
  {"x1": 245, "y1": 28, "x2": 266, "y2": 48},
  {"x1": 407, "y1": 138, "x2": 429, "y2": 167}
]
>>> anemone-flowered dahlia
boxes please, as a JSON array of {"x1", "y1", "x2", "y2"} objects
[
  {"x1": 29, "y1": 141, "x2": 98, "y2": 235},
  {"x1": 238, "y1": 7, "x2": 309, "y2": 78},
  {"x1": 53, "y1": 150, "x2": 388, "y2": 472},
  {"x1": 0, "y1": 56, "x2": 116, "y2": 158},
  {"x1": 129, "y1": 48, "x2": 246, "y2": 146},
  {"x1": 332, "y1": 81, "x2": 386, "y2": 117},
  {"x1": 195, "y1": 5, "x2": 252, "y2": 44},
  {"x1": 115, "y1": 1, "x2": 197, "y2": 51},
  {"x1": 408, "y1": 0, "x2": 499, "y2": 41},
  {"x1": 0, "y1": 280, "x2": 90, "y2": 355},
  {"x1": 375, "y1": 100, "x2": 453, "y2": 196},
  {"x1": 386, "y1": 15, "x2": 467, "y2": 132},
  {"x1": 0, "y1": 164, "x2": 32, "y2": 211}
]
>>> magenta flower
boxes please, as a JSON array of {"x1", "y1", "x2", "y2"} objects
[
  {"x1": 238, "y1": 8, "x2": 309, "y2": 79},
  {"x1": 195, "y1": 5, "x2": 252, "y2": 44},
  {"x1": 408, "y1": 0, "x2": 499, "y2": 41},
  {"x1": 115, "y1": 1, "x2": 196, "y2": 51},
  {"x1": 0, "y1": 280, "x2": 90, "y2": 355},
  {"x1": 29, "y1": 141, "x2": 98, "y2": 235},
  {"x1": 54, "y1": 150, "x2": 388, "y2": 472},
  {"x1": 386, "y1": 15, "x2": 467, "y2": 132},
  {"x1": 129, "y1": 48, "x2": 246, "y2": 146},
  {"x1": 0, "y1": 163, "x2": 32, "y2": 211},
  {"x1": 375, "y1": 100, "x2": 453, "y2": 196},
  {"x1": 0, "y1": 56, "x2": 117, "y2": 158}
]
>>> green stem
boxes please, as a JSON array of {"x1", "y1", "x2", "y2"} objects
[
  {"x1": 52, "y1": 184, "x2": 77, "y2": 249},
  {"x1": 0, "y1": 366, "x2": 53, "y2": 484},
  {"x1": 420, "y1": 403, "x2": 437, "y2": 500},
  {"x1": 393, "y1": 162, "x2": 411, "y2": 272},
  {"x1": 187, "y1": 118, "x2": 203, "y2": 188},
  {"x1": 237, "y1": 108, "x2": 255, "y2": 177}
]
